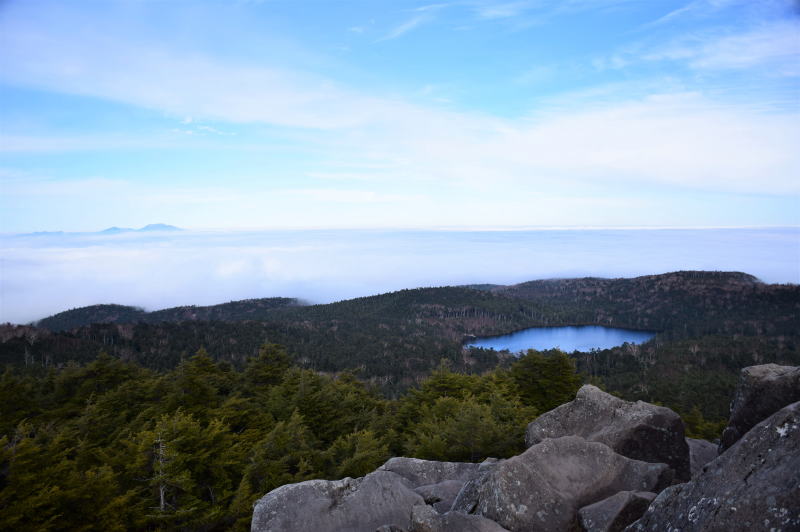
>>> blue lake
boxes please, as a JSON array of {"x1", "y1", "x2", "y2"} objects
[{"x1": 466, "y1": 326, "x2": 656, "y2": 354}]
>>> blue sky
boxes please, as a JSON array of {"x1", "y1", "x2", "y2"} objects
[{"x1": 1, "y1": 0, "x2": 799, "y2": 231}]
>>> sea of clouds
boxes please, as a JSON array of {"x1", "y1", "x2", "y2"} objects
[{"x1": 1, "y1": 227, "x2": 797, "y2": 324}]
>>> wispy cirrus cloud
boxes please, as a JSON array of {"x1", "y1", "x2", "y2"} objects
[
  {"x1": 594, "y1": 18, "x2": 800, "y2": 79},
  {"x1": 474, "y1": 2, "x2": 532, "y2": 19},
  {"x1": 642, "y1": 0, "x2": 789, "y2": 29},
  {"x1": 377, "y1": 15, "x2": 429, "y2": 41},
  {"x1": 643, "y1": 0, "x2": 737, "y2": 28},
  {"x1": 0, "y1": 19, "x2": 413, "y2": 130},
  {"x1": 470, "y1": 0, "x2": 641, "y2": 23},
  {"x1": 2, "y1": 26, "x2": 798, "y2": 197},
  {"x1": 377, "y1": 3, "x2": 453, "y2": 41},
  {"x1": 648, "y1": 21, "x2": 800, "y2": 74}
]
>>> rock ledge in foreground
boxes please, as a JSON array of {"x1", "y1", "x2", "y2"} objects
[
  {"x1": 626, "y1": 401, "x2": 800, "y2": 532},
  {"x1": 525, "y1": 385, "x2": 691, "y2": 480}
]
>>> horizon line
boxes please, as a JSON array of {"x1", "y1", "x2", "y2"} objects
[{"x1": 4, "y1": 224, "x2": 800, "y2": 236}]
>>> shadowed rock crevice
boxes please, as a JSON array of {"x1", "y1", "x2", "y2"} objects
[
  {"x1": 718, "y1": 363, "x2": 800, "y2": 453},
  {"x1": 686, "y1": 438, "x2": 716, "y2": 478},
  {"x1": 578, "y1": 491, "x2": 656, "y2": 532}
]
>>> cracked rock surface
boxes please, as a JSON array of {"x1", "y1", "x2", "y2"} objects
[
  {"x1": 378, "y1": 457, "x2": 480, "y2": 487},
  {"x1": 451, "y1": 436, "x2": 670, "y2": 532}
]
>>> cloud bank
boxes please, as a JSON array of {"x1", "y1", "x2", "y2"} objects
[{"x1": 2, "y1": 228, "x2": 798, "y2": 324}]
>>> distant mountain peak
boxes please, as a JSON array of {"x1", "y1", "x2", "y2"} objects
[
  {"x1": 99, "y1": 224, "x2": 181, "y2": 234},
  {"x1": 138, "y1": 223, "x2": 181, "y2": 232}
]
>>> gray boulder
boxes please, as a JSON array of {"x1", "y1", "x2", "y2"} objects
[
  {"x1": 719, "y1": 363, "x2": 800, "y2": 453},
  {"x1": 379, "y1": 457, "x2": 483, "y2": 513},
  {"x1": 251, "y1": 470, "x2": 424, "y2": 532},
  {"x1": 379, "y1": 457, "x2": 480, "y2": 486},
  {"x1": 451, "y1": 436, "x2": 671, "y2": 532},
  {"x1": 626, "y1": 401, "x2": 800, "y2": 532},
  {"x1": 525, "y1": 385, "x2": 691, "y2": 480},
  {"x1": 410, "y1": 505, "x2": 509, "y2": 532},
  {"x1": 686, "y1": 438, "x2": 717, "y2": 478},
  {"x1": 578, "y1": 491, "x2": 656, "y2": 532}
]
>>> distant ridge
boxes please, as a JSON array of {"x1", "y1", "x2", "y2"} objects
[
  {"x1": 35, "y1": 270, "x2": 774, "y2": 334},
  {"x1": 36, "y1": 297, "x2": 301, "y2": 331},
  {"x1": 138, "y1": 223, "x2": 181, "y2": 232},
  {"x1": 100, "y1": 223, "x2": 182, "y2": 234},
  {"x1": 16, "y1": 224, "x2": 183, "y2": 236}
]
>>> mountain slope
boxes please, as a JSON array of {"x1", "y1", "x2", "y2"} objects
[
  {"x1": 10, "y1": 271, "x2": 799, "y2": 404},
  {"x1": 493, "y1": 271, "x2": 797, "y2": 338}
]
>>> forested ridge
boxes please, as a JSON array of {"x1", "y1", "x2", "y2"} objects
[
  {"x1": 493, "y1": 271, "x2": 798, "y2": 338},
  {"x1": 36, "y1": 271, "x2": 796, "y2": 339},
  {"x1": 3, "y1": 271, "x2": 798, "y2": 408},
  {"x1": 36, "y1": 297, "x2": 301, "y2": 333}
]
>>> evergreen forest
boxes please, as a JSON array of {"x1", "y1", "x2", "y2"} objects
[{"x1": 1, "y1": 345, "x2": 597, "y2": 530}]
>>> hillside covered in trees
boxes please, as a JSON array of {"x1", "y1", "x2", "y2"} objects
[
  {"x1": 36, "y1": 297, "x2": 301, "y2": 332},
  {"x1": 2, "y1": 271, "x2": 798, "y2": 420},
  {"x1": 0, "y1": 346, "x2": 585, "y2": 531},
  {"x1": 491, "y1": 271, "x2": 797, "y2": 338}
]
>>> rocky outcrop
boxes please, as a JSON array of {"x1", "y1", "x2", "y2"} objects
[
  {"x1": 451, "y1": 436, "x2": 670, "y2": 532},
  {"x1": 251, "y1": 458, "x2": 488, "y2": 532},
  {"x1": 410, "y1": 505, "x2": 509, "y2": 532},
  {"x1": 379, "y1": 457, "x2": 483, "y2": 513},
  {"x1": 719, "y1": 363, "x2": 800, "y2": 453},
  {"x1": 253, "y1": 366, "x2": 800, "y2": 532},
  {"x1": 686, "y1": 438, "x2": 717, "y2": 478},
  {"x1": 578, "y1": 491, "x2": 656, "y2": 532},
  {"x1": 626, "y1": 401, "x2": 800, "y2": 531},
  {"x1": 250, "y1": 470, "x2": 423, "y2": 532},
  {"x1": 525, "y1": 385, "x2": 691, "y2": 480}
]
